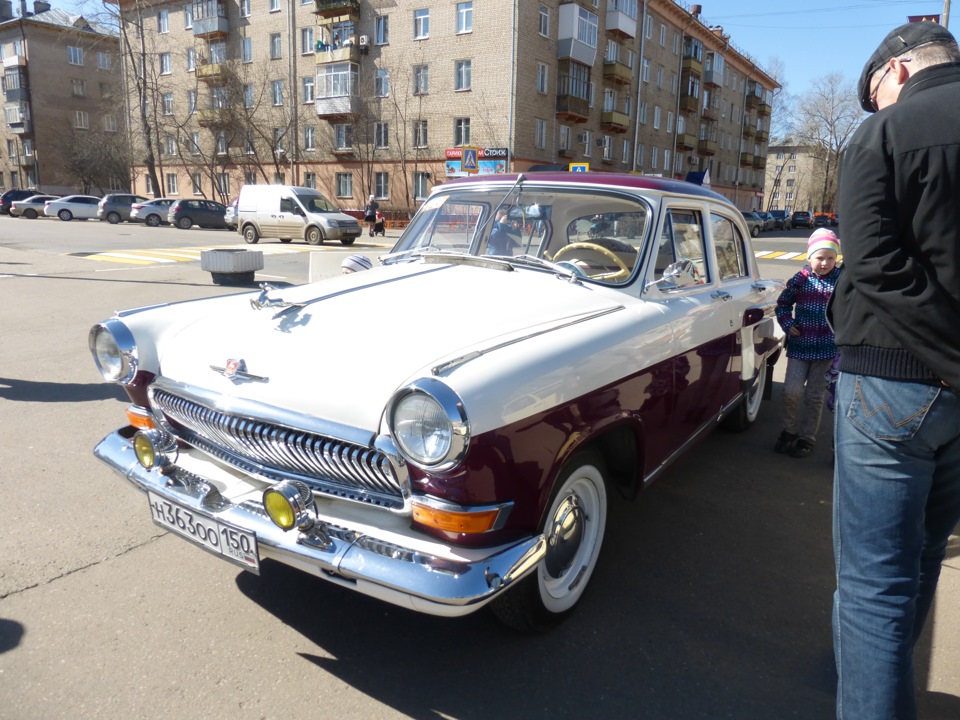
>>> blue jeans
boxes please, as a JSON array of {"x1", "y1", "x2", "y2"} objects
[{"x1": 833, "y1": 373, "x2": 960, "y2": 719}]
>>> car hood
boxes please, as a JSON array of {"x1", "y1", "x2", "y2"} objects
[{"x1": 156, "y1": 261, "x2": 625, "y2": 435}]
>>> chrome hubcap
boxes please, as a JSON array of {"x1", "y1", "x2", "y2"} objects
[{"x1": 544, "y1": 493, "x2": 585, "y2": 578}]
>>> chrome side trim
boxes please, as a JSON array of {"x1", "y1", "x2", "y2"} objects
[{"x1": 95, "y1": 429, "x2": 544, "y2": 616}]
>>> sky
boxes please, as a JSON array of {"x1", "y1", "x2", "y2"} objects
[{"x1": 688, "y1": 0, "x2": 949, "y2": 95}]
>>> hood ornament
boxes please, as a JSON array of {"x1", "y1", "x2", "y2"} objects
[{"x1": 210, "y1": 358, "x2": 269, "y2": 383}]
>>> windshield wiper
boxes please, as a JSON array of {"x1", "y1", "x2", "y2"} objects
[{"x1": 506, "y1": 254, "x2": 583, "y2": 283}]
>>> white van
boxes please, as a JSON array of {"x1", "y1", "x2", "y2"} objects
[{"x1": 237, "y1": 185, "x2": 362, "y2": 245}]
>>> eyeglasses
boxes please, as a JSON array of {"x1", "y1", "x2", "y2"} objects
[{"x1": 869, "y1": 58, "x2": 911, "y2": 111}]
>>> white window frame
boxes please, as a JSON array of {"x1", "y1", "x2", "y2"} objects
[
  {"x1": 414, "y1": 8, "x2": 429, "y2": 39},
  {"x1": 539, "y1": 5, "x2": 549, "y2": 36},
  {"x1": 536, "y1": 63, "x2": 548, "y2": 94},
  {"x1": 374, "y1": 171, "x2": 389, "y2": 200},
  {"x1": 375, "y1": 15, "x2": 389, "y2": 45},
  {"x1": 454, "y1": 60, "x2": 471, "y2": 91},
  {"x1": 456, "y1": 2, "x2": 472, "y2": 34},
  {"x1": 74, "y1": 110, "x2": 89, "y2": 129}
]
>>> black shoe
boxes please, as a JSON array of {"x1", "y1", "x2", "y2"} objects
[
  {"x1": 774, "y1": 431, "x2": 798, "y2": 454},
  {"x1": 790, "y1": 439, "x2": 815, "y2": 458}
]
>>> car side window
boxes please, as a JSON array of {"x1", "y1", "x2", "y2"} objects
[
  {"x1": 279, "y1": 198, "x2": 295, "y2": 213},
  {"x1": 655, "y1": 209, "x2": 708, "y2": 284},
  {"x1": 711, "y1": 213, "x2": 748, "y2": 281}
]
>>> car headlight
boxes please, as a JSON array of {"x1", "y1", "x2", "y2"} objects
[
  {"x1": 89, "y1": 319, "x2": 138, "y2": 384},
  {"x1": 388, "y1": 379, "x2": 469, "y2": 469}
]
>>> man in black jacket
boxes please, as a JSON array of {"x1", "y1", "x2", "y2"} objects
[{"x1": 828, "y1": 21, "x2": 960, "y2": 719}]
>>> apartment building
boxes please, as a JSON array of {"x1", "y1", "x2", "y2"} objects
[
  {"x1": 0, "y1": 1, "x2": 123, "y2": 195},
  {"x1": 116, "y1": 0, "x2": 778, "y2": 212},
  {"x1": 764, "y1": 140, "x2": 835, "y2": 215}
]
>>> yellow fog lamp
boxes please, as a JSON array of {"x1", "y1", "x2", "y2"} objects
[
  {"x1": 263, "y1": 481, "x2": 314, "y2": 531},
  {"x1": 132, "y1": 429, "x2": 175, "y2": 470}
]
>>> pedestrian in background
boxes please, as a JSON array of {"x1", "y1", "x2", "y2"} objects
[
  {"x1": 829, "y1": 20, "x2": 960, "y2": 720},
  {"x1": 341, "y1": 254, "x2": 372, "y2": 275},
  {"x1": 363, "y1": 195, "x2": 379, "y2": 237},
  {"x1": 773, "y1": 228, "x2": 842, "y2": 458}
]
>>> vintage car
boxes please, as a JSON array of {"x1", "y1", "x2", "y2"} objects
[{"x1": 89, "y1": 173, "x2": 784, "y2": 631}]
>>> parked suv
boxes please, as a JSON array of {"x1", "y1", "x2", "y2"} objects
[
  {"x1": 98, "y1": 194, "x2": 150, "y2": 224},
  {"x1": 169, "y1": 199, "x2": 228, "y2": 230},
  {"x1": 769, "y1": 210, "x2": 792, "y2": 230},
  {"x1": 0, "y1": 188, "x2": 40, "y2": 215},
  {"x1": 792, "y1": 211, "x2": 813, "y2": 229}
]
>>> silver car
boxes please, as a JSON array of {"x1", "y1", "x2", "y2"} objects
[
  {"x1": 130, "y1": 198, "x2": 175, "y2": 227},
  {"x1": 9, "y1": 194, "x2": 60, "y2": 219}
]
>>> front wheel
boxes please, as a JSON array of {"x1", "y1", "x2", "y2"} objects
[
  {"x1": 58, "y1": 209, "x2": 73, "y2": 221},
  {"x1": 176, "y1": 217, "x2": 192, "y2": 230},
  {"x1": 242, "y1": 225, "x2": 260, "y2": 244},
  {"x1": 306, "y1": 227, "x2": 324, "y2": 245},
  {"x1": 490, "y1": 451, "x2": 608, "y2": 633},
  {"x1": 751, "y1": 225, "x2": 760, "y2": 237}
]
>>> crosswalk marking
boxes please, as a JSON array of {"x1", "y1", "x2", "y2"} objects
[{"x1": 66, "y1": 243, "x2": 359, "y2": 266}]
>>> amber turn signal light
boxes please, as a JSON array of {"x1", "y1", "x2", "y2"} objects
[{"x1": 411, "y1": 503, "x2": 502, "y2": 534}]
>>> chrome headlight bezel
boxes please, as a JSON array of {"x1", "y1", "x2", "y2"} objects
[
  {"x1": 89, "y1": 319, "x2": 138, "y2": 385},
  {"x1": 386, "y1": 378, "x2": 470, "y2": 471}
]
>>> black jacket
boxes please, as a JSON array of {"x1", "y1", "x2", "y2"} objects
[{"x1": 828, "y1": 61, "x2": 960, "y2": 388}]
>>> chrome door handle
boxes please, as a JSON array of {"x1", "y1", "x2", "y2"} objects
[{"x1": 711, "y1": 291, "x2": 732, "y2": 302}]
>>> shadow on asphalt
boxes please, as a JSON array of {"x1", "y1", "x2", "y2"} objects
[
  {"x1": 234, "y1": 380, "x2": 958, "y2": 719},
  {"x1": 0, "y1": 619, "x2": 24, "y2": 654},
  {"x1": 0, "y1": 377, "x2": 127, "y2": 403}
]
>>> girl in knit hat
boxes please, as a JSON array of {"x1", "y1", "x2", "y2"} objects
[
  {"x1": 773, "y1": 228, "x2": 843, "y2": 458},
  {"x1": 341, "y1": 254, "x2": 373, "y2": 274}
]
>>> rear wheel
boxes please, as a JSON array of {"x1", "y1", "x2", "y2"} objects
[
  {"x1": 107, "y1": 211, "x2": 121, "y2": 224},
  {"x1": 23, "y1": 209, "x2": 37, "y2": 219},
  {"x1": 306, "y1": 227, "x2": 324, "y2": 245},
  {"x1": 490, "y1": 451, "x2": 608, "y2": 632},
  {"x1": 145, "y1": 214, "x2": 161, "y2": 227},
  {"x1": 750, "y1": 225, "x2": 760, "y2": 237},
  {"x1": 280, "y1": 238, "x2": 293, "y2": 244},
  {"x1": 243, "y1": 225, "x2": 260, "y2": 244},
  {"x1": 340, "y1": 237, "x2": 356, "y2": 246},
  {"x1": 176, "y1": 217, "x2": 192, "y2": 230},
  {"x1": 58, "y1": 209, "x2": 73, "y2": 221}
]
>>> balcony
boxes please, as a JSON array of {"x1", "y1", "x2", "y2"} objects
[
  {"x1": 681, "y1": 55, "x2": 702, "y2": 76},
  {"x1": 316, "y1": 95, "x2": 360, "y2": 119},
  {"x1": 556, "y1": 94, "x2": 590, "y2": 123},
  {"x1": 197, "y1": 108, "x2": 230, "y2": 127},
  {"x1": 740, "y1": 152, "x2": 755, "y2": 167},
  {"x1": 605, "y1": 4, "x2": 637, "y2": 39},
  {"x1": 742, "y1": 122, "x2": 755, "y2": 139},
  {"x1": 701, "y1": 105, "x2": 716, "y2": 121},
  {"x1": 703, "y1": 68, "x2": 721, "y2": 88},
  {"x1": 756, "y1": 129, "x2": 769, "y2": 144},
  {"x1": 2, "y1": 54, "x2": 26, "y2": 69},
  {"x1": 196, "y1": 62, "x2": 229, "y2": 84},
  {"x1": 675, "y1": 132, "x2": 697, "y2": 151},
  {"x1": 8, "y1": 119, "x2": 31, "y2": 134},
  {"x1": 314, "y1": 0, "x2": 359, "y2": 18},
  {"x1": 752, "y1": 155, "x2": 766, "y2": 170},
  {"x1": 602, "y1": 60, "x2": 632, "y2": 86},
  {"x1": 746, "y1": 91, "x2": 760, "y2": 109},
  {"x1": 193, "y1": 14, "x2": 229, "y2": 39},
  {"x1": 557, "y1": 3, "x2": 598, "y2": 65},
  {"x1": 758, "y1": 100, "x2": 772, "y2": 116},
  {"x1": 679, "y1": 93, "x2": 699, "y2": 114},
  {"x1": 600, "y1": 110, "x2": 630, "y2": 133},
  {"x1": 3, "y1": 86, "x2": 28, "y2": 102},
  {"x1": 18, "y1": 154, "x2": 35, "y2": 167},
  {"x1": 698, "y1": 138, "x2": 718, "y2": 155},
  {"x1": 316, "y1": 43, "x2": 360, "y2": 65},
  {"x1": 558, "y1": 147, "x2": 574, "y2": 158}
]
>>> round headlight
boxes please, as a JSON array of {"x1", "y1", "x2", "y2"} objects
[
  {"x1": 89, "y1": 320, "x2": 138, "y2": 384},
  {"x1": 389, "y1": 380, "x2": 469, "y2": 469}
]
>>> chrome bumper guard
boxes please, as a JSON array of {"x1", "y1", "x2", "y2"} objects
[{"x1": 95, "y1": 429, "x2": 545, "y2": 617}]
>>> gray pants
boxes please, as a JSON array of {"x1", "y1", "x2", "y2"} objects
[{"x1": 782, "y1": 357, "x2": 834, "y2": 442}]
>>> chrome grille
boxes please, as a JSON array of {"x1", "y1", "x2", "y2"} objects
[{"x1": 152, "y1": 388, "x2": 403, "y2": 509}]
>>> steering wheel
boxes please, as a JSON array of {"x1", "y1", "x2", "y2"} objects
[{"x1": 552, "y1": 242, "x2": 632, "y2": 281}]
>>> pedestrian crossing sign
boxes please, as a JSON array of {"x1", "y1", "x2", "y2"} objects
[
  {"x1": 462, "y1": 146, "x2": 480, "y2": 173},
  {"x1": 569, "y1": 163, "x2": 589, "y2": 173}
]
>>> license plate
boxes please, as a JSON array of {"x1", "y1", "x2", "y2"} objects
[{"x1": 147, "y1": 491, "x2": 260, "y2": 573}]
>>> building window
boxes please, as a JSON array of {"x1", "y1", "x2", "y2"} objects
[
  {"x1": 163, "y1": 135, "x2": 176, "y2": 156},
  {"x1": 70, "y1": 79, "x2": 85, "y2": 97},
  {"x1": 273, "y1": 128, "x2": 285, "y2": 153},
  {"x1": 375, "y1": 68, "x2": 389, "y2": 97},
  {"x1": 216, "y1": 132, "x2": 228, "y2": 155},
  {"x1": 192, "y1": 172, "x2": 203, "y2": 194},
  {"x1": 456, "y1": 2, "x2": 472, "y2": 34},
  {"x1": 183, "y1": 3, "x2": 192, "y2": 28},
  {"x1": 74, "y1": 110, "x2": 89, "y2": 129},
  {"x1": 270, "y1": 33, "x2": 282, "y2": 59},
  {"x1": 583, "y1": 130, "x2": 592, "y2": 157},
  {"x1": 303, "y1": 172, "x2": 316, "y2": 189},
  {"x1": 375, "y1": 122, "x2": 389, "y2": 148},
  {"x1": 271, "y1": 79, "x2": 283, "y2": 106},
  {"x1": 244, "y1": 133, "x2": 255, "y2": 154},
  {"x1": 241, "y1": 84, "x2": 253, "y2": 108},
  {"x1": 161, "y1": 92, "x2": 173, "y2": 114},
  {"x1": 641, "y1": 57, "x2": 649, "y2": 83},
  {"x1": 559, "y1": 125, "x2": 570, "y2": 152},
  {"x1": 190, "y1": 131, "x2": 201, "y2": 154},
  {"x1": 454, "y1": 117, "x2": 470, "y2": 146},
  {"x1": 454, "y1": 60, "x2": 471, "y2": 91},
  {"x1": 414, "y1": 8, "x2": 429, "y2": 39},
  {"x1": 413, "y1": 64, "x2": 428, "y2": 95},
  {"x1": 242, "y1": 37, "x2": 252, "y2": 63},
  {"x1": 535, "y1": 119, "x2": 546, "y2": 149},
  {"x1": 664, "y1": 148, "x2": 672, "y2": 173},
  {"x1": 97, "y1": 52, "x2": 111, "y2": 70},
  {"x1": 157, "y1": 9, "x2": 169, "y2": 33},
  {"x1": 788, "y1": 165, "x2": 796, "y2": 173},
  {"x1": 601, "y1": 135, "x2": 613, "y2": 161},
  {"x1": 576, "y1": 6, "x2": 598, "y2": 47},
  {"x1": 302, "y1": 76, "x2": 314, "y2": 102},
  {"x1": 166, "y1": 173, "x2": 178, "y2": 195},
  {"x1": 375, "y1": 172, "x2": 389, "y2": 199},
  {"x1": 240, "y1": 0, "x2": 250, "y2": 16},
  {"x1": 159, "y1": 53, "x2": 171, "y2": 74},
  {"x1": 539, "y1": 5, "x2": 549, "y2": 36},
  {"x1": 413, "y1": 171, "x2": 429, "y2": 200},
  {"x1": 269, "y1": 0, "x2": 280, "y2": 11},
  {"x1": 303, "y1": 125, "x2": 316, "y2": 150},
  {"x1": 653, "y1": 106, "x2": 661, "y2": 129},
  {"x1": 413, "y1": 119, "x2": 428, "y2": 148},
  {"x1": 621, "y1": 139, "x2": 631, "y2": 164},
  {"x1": 375, "y1": 15, "x2": 389, "y2": 44},
  {"x1": 301, "y1": 27, "x2": 313, "y2": 55},
  {"x1": 216, "y1": 172, "x2": 230, "y2": 196},
  {"x1": 651, "y1": 146, "x2": 659, "y2": 169},
  {"x1": 335, "y1": 123, "x2": 352, "y2": 150},
  {"x1": 666, "y1": 111, "x2": 674, "y2": 133},
  {"x1": 335, "y1": 173, "x2": 352, "y2": 197},
  {"x1": 103, "y1": 114, "x2": 118, "y2": 132},
  {"x1": 145, "y1": 176, "x2": 153, "y2": 195},
  {"x1": 786, "y1": 179, "x2": 795, "y2": 187},
  {"x1": 186, "y1": 47, "x2": 196, "y2": 71},
  {"x1": 317, "y1": 62, "x2": 358, "y2": 98},
  {"x1": 536, "y1": 63, "x2": 548, "y2": 94}
]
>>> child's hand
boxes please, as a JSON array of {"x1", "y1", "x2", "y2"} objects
[{"x1": 789, "y1": 327, "x2": 802, "y2": 337}]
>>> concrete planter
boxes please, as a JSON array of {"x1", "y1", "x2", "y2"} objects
[{"x1": 200, "y1": 249, "x2": 264, "y2": 286}]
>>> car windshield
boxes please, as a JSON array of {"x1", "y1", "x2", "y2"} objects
[
  {"x1": 293, "y1": 190, "x2": 338, "y2": 213},
  {"x1": 386, "y1": 184, "x2": 652, "y2": 285}
]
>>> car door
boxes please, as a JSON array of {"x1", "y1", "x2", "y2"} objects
[
  {"x1": 78, "y1": 197, "x2": 100, "y2": 218},
  {"x1": 275, "y1": 196, "x2": 306, "y2": 239}
]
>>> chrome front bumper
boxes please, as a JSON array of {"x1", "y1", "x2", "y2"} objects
[{"x1": 95, "y1": 428, "x2": 545, "y2": 617}]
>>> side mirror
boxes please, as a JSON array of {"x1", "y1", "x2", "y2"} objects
[{"x1": 647, "y1": 259, "x2": 702, "y2": 290}]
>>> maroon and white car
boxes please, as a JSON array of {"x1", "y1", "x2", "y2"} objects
[{"x1": 89, "y1": 172, "x2": 784, "y2": 631}]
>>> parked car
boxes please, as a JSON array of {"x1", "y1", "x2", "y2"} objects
[
  {"x1": 9, "y1": 194, "x2": 60, "y2": 219},
  {"x1": 814, "y1": 213, "x2": 831, "y2": 227},
  {"x1": 44, "y1": 195, "x2": 101, "y2": 221},
  {"x1": 832, "y1": 214, "x2": 839, "y2": 227},
  {"x1": 224, "y1": 197, "x2": 238, "y2": 230},
  {"x1": 757, "y1": 211, "x2": 776, "y2": 232},
  {"x1": 769, "y1": 210, "x2": 792, "y2": 230},
  {"x1": 168, "y1": 199, "x2": 229, "y2": 229},
  {"x1": 741, "y1": 211, "x2": 763, "y2": 237},
  {"x1": 0, "y1": 188, "x2": 41, "y2": 215},
  {"x1": 130, "y1": 198, "x2": 175, "y2": 227},
  {"x1": 89, "y1": 172, "x2": 785, "y2": 631},
  {"x1": 792, "y1": 211, "x2": 814, "y2": 229},
  {"x1": 98, "y1": 193, "x2": 150, "y2": 224},
  {"x1": 237, "y1": 184, "x2": 362, "y2": 245}
]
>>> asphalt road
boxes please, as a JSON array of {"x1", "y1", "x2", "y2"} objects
[{"x1": 1, "y1": 216, "x2": 957, "y2": 720}]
